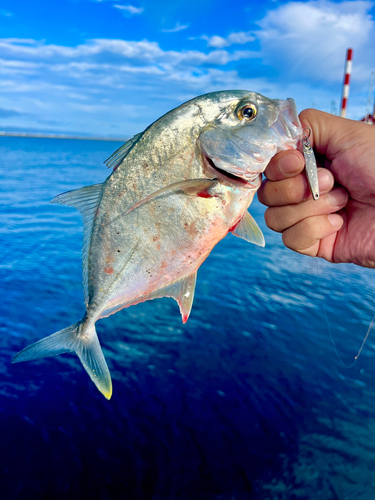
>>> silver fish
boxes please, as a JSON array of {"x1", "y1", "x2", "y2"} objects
[{"x1": 13, "y1": 91, "x2": 302, "y2": 399}]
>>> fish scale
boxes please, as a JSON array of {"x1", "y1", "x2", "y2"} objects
[{"x1": 13, "y1": 90, "x2": 302, "y2": 399}]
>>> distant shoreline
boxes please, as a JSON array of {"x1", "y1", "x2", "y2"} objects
[{"x1": 0, "y1": 131, "x2": 126, "y2": 142}]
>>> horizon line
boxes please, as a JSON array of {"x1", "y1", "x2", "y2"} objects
[{"x1": 0, "y1": 131, "x2": 126, "y2": 142}]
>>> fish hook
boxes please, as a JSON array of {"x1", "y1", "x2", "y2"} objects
[{"x1": 303, "y1": 127, "x2": 311, "y2": 140}]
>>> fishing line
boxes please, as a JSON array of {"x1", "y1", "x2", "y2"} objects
[
  {"x1": 304, "y1": 129, "x2": 373, "y2": 368},
  {"x1": 302, "y1": 130, "x2": 339, "y2": 362},
  {"x1": 318, "y1": 261, "x2": 374, "y2": 367}
]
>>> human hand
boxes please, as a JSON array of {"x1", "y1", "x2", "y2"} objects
[{"x1": 258, "y1": 109, "x2": 375, "y2": 268}]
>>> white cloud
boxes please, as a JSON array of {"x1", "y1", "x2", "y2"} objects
[
  {"x1": 256, "y1": 1, "x2": 375, "y2": 83},
  {"x1": 162, "y1": 22, "x2": 189, "y2": 33},
  {"x1": 227, "y1": 32, "x2": 255, "y2": 45},
  {"x1": 113, "y1": 5, "x2": 144, "y2": 14},
  {"x1": 0, "y1": 38, "x2": 257, "y2": 68},
  {"x1": 0, "y1": 37, "x2": 263, "y2": 136},
  {"x1": 201, "y1": 31, "x2": 255, "y2": 48},
  {"x1": 203, "y1": 35, "x2": 227, "y2": 48}
]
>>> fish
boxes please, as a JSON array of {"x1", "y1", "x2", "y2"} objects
[{"x1": 12, "y1": 90, "x2": 302, "y2": 399}]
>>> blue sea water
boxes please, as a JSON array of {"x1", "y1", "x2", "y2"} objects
[{"x1": 1, "y1": 136, "x2": 375, "y2": 500}]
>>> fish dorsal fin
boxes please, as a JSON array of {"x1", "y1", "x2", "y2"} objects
[
  {"x1": 231, "y1": 211, "x2": 265, "y2": 247},
  {"x1": 51, "y1": 184, "x2": 104, "y2": 305},
  {"x1": 146, "y1": 272, "x2": 197, "y2": 324},
  {"x1": 104, "y1": 132, "x2": 144, "y2": 170},
  {"x1": 125, "y1": 178, "x2": 218, "y2": 215}
]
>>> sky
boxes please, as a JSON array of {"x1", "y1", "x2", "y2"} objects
[{"x1": 0, "y1": 0, "x2": 374, "y2": 137}]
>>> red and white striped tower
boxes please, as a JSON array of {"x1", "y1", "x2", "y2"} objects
[{"x1": 340, "y1": 48, "x2": 353, "y2": 118}]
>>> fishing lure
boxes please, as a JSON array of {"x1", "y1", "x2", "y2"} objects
[{"x1": 302, "y1": 128, "x2": 320, "y2": 200}]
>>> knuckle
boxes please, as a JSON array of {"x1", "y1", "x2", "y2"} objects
[
  {"x1": 257, "y1": 183, "x2": 266, "y2": 204},
  {"x1": 284, "y1": 182, "x2": 295, "y2": 203},
  {"x1": 282, "y1": 217, "x2": 317, "y2": 251},
  {"x1": 284, "y1": 175, "x2": 310, "y2": 204},
  {"x1": 282, "y1": 228, "x2": 296, "y2": 250},
  {"x1": 299, "y1": 108, "x2": 314, "y2": 125},
  {"x1": 264, "y1": 208, "x2": 281, "y2": 232},
  {"x1": 263, "y1": 208, "x2": 273, "y2": 228}
]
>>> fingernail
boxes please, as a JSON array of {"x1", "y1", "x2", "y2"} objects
[
  {"x1": 278, "y1": 151, "x2": 303, "y2": 176},
  {"x1": 328, "y1": 189, "x2": 347, "y2": 207},
  {"x1": 318, "y1": 169, "x2": 333, "y2": 191},
  {"x1": 328, "y1": 214, "x2": 343, "y2": 228}
]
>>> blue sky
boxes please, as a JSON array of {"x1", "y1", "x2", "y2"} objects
[{"x1": 0, "y1": 0, "x2": 374, "y2": 137}]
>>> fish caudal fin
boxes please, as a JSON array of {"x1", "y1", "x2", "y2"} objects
[{"x1": 12, "y1": 321, "x2": 113, "y2": 400}]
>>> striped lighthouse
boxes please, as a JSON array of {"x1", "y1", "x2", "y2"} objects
[{"x1": 340, "y1": 48, "x2": 353, "y2": 118}]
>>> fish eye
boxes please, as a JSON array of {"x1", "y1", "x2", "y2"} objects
[{"x1": 237, "y1": 103, "x2": 257, "y2": 121}]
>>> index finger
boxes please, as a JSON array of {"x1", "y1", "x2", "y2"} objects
[{"x1": 264, "y1": 149, "x2": 305, "y2": 182}]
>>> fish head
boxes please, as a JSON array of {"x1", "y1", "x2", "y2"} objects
[{"x1": 199, "y1": 91, "x2": 302, "y2": 186}]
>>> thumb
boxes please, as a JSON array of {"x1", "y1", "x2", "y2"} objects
[{"x1": 299, "y1": 108, "x2": 371, "y2": 161}]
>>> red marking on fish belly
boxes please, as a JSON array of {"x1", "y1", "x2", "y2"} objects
[
  {"x1": 197, "y1": 191, "x2": 212, "y2": 198},
  {"x1": 228, "y1": 217, "x2": 243, "y2": 233},
  {"x1": 104, "y1": 266, "x2": 114, "y2": 274}
]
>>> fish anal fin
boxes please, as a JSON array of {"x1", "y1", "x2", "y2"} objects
[
  {"x1": 231, "y1": 211, "x2": 265, "y2": 247},
  {"x1": 12, "y1": 320, "x2": 112, "y2": 400},
  {"x1": 51, "y1": 184, "x2": 103, "y2": 306},
  {"x1": 138, "y1": 272, "x2": 197, "y2": 323},
  {"x1": 175, "y1": 272, "x2": 197, "y2": 323},
  {"x1": 98, "y1": 272, "x2": 198, "y2": 323}
]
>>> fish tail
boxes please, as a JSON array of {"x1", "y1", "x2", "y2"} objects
[{"x1": 12, "y1": 320, "x2": 113, "y2": 400}]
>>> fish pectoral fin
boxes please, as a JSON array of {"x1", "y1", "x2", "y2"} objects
[
  {"x1": 104, "y1": 131, "x2": 144, "y2": 170},
  {"x1": 141, "y1": 272, "x2": 197, "y2": 324},
  {"x1": 12, "y1": 320, "x2": 113, "y2": 400},
  {"x1": 125, "y1": 179, "x2": 218, "y2": 215},
  {"x1": 50, "y1": 184, "x2": 103, "y2": 306},
  {"x1": 231, "y1": 211, "x2": 265, "y2": 247}
]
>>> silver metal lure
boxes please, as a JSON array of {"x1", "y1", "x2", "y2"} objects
[{"x1": 302, "y1": 128, "x2": 320, "y2": 200}]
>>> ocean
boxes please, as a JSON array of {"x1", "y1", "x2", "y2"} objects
[{"x1": 1, "y1": 136, "x2": 375, "y2": 500}]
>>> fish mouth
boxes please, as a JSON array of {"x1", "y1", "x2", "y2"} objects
[
  {"x1": 203, "y1": 153, "x2": 257, "y2": 187},
  {"x1": 272, "y1": 98, "x2": 302, "y2": 150}
]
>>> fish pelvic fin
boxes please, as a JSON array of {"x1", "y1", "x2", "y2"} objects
[
  {"x1": 230, "y1": 211, "x2": 265, "y2": 247},
  {"x1": 12, "y1": 320, "x2": 113, "y2": 400}
]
